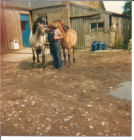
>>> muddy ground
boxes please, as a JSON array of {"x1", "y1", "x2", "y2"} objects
[{"x1": 0, "y1": 49, "x2": 132, "y2": 136}]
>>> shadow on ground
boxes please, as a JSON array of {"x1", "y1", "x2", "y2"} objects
[{"x1": 18, "y1": 59, "x2": 54, "y2": 70}]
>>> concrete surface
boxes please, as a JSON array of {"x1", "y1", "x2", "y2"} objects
[{"x1": 1, "y1": 48, "x2": 50, "y2": 62}]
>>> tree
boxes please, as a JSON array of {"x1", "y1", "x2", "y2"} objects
[{"x1": 123, "y1": 2, "x2": 131, "y2": 16}]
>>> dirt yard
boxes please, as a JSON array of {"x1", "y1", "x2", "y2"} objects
[{"x1": 0, "y1": 49, "x2": 132, "y2": 136}]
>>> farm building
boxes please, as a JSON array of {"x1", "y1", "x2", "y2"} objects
[
  {"x1": 1, "y1": 1, "x2": 32, "y2": 54},
  {"x1": 31, "y1": 2, "x2": 131, "y2": 49},
  {"x1": 1, "y1": 0, "x2": 131, "y2": 54}
]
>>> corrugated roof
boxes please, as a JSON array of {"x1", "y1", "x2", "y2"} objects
[
  {"x1": 3, "y1": 0, "x2": 106, "y2": 10},
  {"x1": 111, "y1": 12, "x2": 131, "y2": 18},
  {"x1": 3, "y1": 0, "x2": 131, "y2": 18},
  {"x1": 70, "y1": 2, "x2": 131, "y2": 18}
]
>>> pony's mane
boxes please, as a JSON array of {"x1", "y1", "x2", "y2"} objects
[
  {"x1": 55, "y1": 20, "x2": 62, "y2": 23},
  {"x1": 32, "y1": 16, "x2": 45, "y2": 34},
  {"x1": 62, "y1": 24, "x2": 69, "y2": 32},
  {"x1": 54, "y1": 20, "x2": 69, "y2": 32}
]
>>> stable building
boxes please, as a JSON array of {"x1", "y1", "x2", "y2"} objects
[
  {"x1": 1, "y1": 2, "x2": 31, "y2": 54},
  {"x1": 1, "y1": 1, "x2": 131, "y2": 54},
  {"x1": 31, "y1": 2, "x2": 131, "y2": 49}
]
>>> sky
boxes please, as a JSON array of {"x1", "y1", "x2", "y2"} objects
[{"x1": 103, "y1": 1, "x2": 126, "y2": 14}]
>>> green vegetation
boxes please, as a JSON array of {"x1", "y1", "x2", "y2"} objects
[{"x1": 123, "y1": 2, "x2": 131, "y2": 17}]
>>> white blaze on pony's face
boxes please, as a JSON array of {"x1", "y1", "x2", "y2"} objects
[{"x1": 36, "y1": 22, "x2": 46, "y2": 36}]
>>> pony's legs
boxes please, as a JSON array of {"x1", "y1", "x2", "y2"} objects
[
  {"x1": 73, "y1": 46, "x2": 76, "y2": 63},
  {"x1": 42, "y1": 47, "x2": 46, "y2": 68},
  {"x1": 68, "y1": 47, "x2": 71, "y2": 66},
  {"x1": 37, "y1": 52, "x2": 40, "y2": 63},
  {"x1": 32, "y1": 47, "x2": 36, "y2": 68},
  {"x1": 63, "y1": 48, "x2": 66, "y2": 66}
]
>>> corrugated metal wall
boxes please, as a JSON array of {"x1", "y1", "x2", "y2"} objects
[
  {"x1": 70, "y1": 18, "x2": 85, "y2": 49},
  {"x1": 109, "y1": 15, "x2": 131, "y2": 47},
  {"x1": 70, "y1": 16, "x2": 110, "y2": 49},
  {"x1": 70, "y1": 3, "x2": 97, "y2": 17},
  {"x1": 70, "y1": 3, "x2": 131, "y2": 49},
  {"x1": 70, "y1": 3, "x2": 109, "y2": 49},
  {"x1": 71, "y1": 1, "x2": 105, "y2": 10},
  {"x1": 70, "y1": 4, "x2": 97, "y2": 49},
  {"x1": 31, "y1": 5, "x2": 69, "y2": 26}
]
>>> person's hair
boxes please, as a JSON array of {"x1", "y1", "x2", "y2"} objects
[{"x1": 51, "y1": 24, "x2": 56, "y2": 29}]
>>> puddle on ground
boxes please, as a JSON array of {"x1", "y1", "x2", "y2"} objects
[{"x1": 108, "y1": 81, "x2": 132, "y2": 101}]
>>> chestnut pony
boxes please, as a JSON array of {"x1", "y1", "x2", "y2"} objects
[{"x1": 54, "y1": 20, "x2": 77, "y2": 66}]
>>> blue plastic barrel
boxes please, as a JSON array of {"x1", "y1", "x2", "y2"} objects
[
  {"x1": 102, "y1": 42, "x2": 108, "y2": 50},
  {"x1": 92, "y1": 41, "x2": 97, "y2": 51},
  {"x1": 97, "y1": 41, "x2": 102, "y2": 50}
]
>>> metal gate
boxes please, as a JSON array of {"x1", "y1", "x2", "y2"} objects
[{"x1": 70, "y1": 17, "x2": 85, "y2": 49}]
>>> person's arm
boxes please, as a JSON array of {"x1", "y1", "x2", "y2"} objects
[
  {"x1": 54, "y1": 35, "x2": 63, "y2": 40},
  {"x1": 54, "y1": 29, "x2": 63, "y2": 40}
]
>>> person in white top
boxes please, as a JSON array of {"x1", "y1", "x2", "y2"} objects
[{"x1": 48, "y1": 24, "x2": 63, "y2": 70}]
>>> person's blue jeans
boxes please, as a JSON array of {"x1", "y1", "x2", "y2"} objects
[{"x1": 50, "y1": 42, "x2": 62, "y2": 69}]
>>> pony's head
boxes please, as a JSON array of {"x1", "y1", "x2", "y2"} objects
[
  {"x1": 54, "y1": 20, "x2": 62, "y2": 29},
  {"x1": 32, "y1": 16, "x2": 46, "y2": 35},
  {"x1": 62, "y1": 23, "x2": 69, "y2": 32}
]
